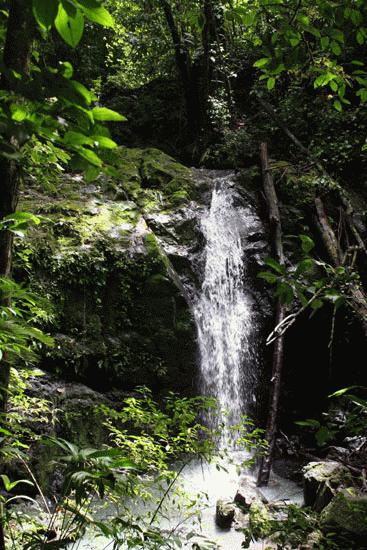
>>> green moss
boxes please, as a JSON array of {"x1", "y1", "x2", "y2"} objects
[
  {"x1": 144, "y1": 232, "x2": 169, "y2": 269},
  {"x1": 101, "y1": 146, "x2": 194, "y2": 210}
]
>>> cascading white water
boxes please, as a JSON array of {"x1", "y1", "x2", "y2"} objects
[{"x1": 194, "y1": 174, "x2": 257, "y2": 445}]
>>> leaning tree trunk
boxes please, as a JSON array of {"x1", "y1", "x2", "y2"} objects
[
  {"x1": 255, "y1": 94, "x2": 367, "y2": 262},
  {"x1": 313, "y1": 197, "x2": 367, "y2": 337},
  {"x1": 257, "y1": 142, "x2": 286, "y2": 487},
  {"x1": 0, "y1": 3, "x2": 34, "y2": 547}
]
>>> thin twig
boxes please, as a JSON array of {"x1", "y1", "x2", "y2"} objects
[{"x1": 150, "y1": 462, "x2": 188, "y2": 525}]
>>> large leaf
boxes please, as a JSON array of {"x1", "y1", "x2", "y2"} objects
[
  {"x1": 264, "y1": 257, "x2": 285, "y2": 274},
  {"x1": 92, "y1": 107, "x2": 126, "y2": 122},
  {"x1": 32, "y1": 0, "x2": 59, "y2": 30},
  {"x1": 77, "y1": 1, "x2": 114, "y2": 27},
  {"x1": 64, "y1": 131, "x2": 93, "y2": 146},
  {"x1": 76, "y1": 146, "x2": 103, "y2": 167},
  {"x1": 55, "y1": 4, "x2": 84, "y2": 47},
  {"x1": 69, "y1": 80, "x2": 94, "y2": 105},
  {"x1": 92, "y1": 135, "x2": 117, "y2": 149},
  {"x1": 299, "y1": 234, "x2": 315, "y2": 254}
]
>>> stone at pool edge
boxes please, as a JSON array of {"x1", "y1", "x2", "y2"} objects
[
  {"x1": 302, "y1": 461, "x2": 352, "y2": 512},
  {"x1": 215, "y1": 499, "x2": 236, "y2": 528},
  {"x1": 235, "y1": 477, "x2": 268, "y2": 510}
]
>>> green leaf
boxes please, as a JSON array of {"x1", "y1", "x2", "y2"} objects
[
  {"x1": 257, "y1": 271, "x2": 278, "y2": 284},
  {"x1": 10, "y1": 105, "x2": 28, "y2": 122},
  {"x1": 276, "y1": 282, "x2": 294, "y2": 304},
  {"x1": 328, "y1": 386, "x2": 360, "y2": 398},
  {"x1": 320, "y1": 36, "x2": 330, "y2": 50},
  {"x1": 64, "y1": 131, "x2": 93, "y2": 146},
  {"x1": 93, "y1": 135, "x2": 117, "y2": 149},
  {"x1": 289, "y1": 37, "x2": 300, "y2": 47},
  {"x1": 264, "y1": 258, "x2": 285, "y2": 274},
  {"x1": 333, "y1": 99, "x2": 342, "y2": 111},
  {"x1": 299, "y1": 234, "x2": 315, "y2": 253},
  {"x1": 60, "y1": 61, "x2": 73, "y2": 79},
  {"x1": 77, "y1": 2, "x2": 114, "y2": 27},
  {"x1": 267, "y1": 77, "x2": 275, "y2": 91},
  {"x1": 253, "y1": 57, "x2": 270, "y2": 69},
  {"x1": 330, "y1": 41, "x2": 341, "y2": 56},
  {"x1": 92, "y1": 107, "x2": 126, "y2": 122},
  {"x1": 310, "y1": 298, "x2": 323, "y2": 310},
  {"x1": 76, "y1": 147, "x2": 103, "y2": 167},
  {"x1": 295, "y1": 419, "x2": 320, "y2": 429},
  {"x1": 265, "y1": 258, "x2": 285, "y2": 275},
  {"x1": 315, "y1": 426, "x2": 334, "y2": 447},
  {"x1": 85, "y1": 165, "x2": 100, "y2": 183},
  {"x1": 357, "y1": 30, "x2": 365, "y2": 45},
  {"x1": 242, "y1": 12, "x2": 256, "y2": 27},
  {"x1": 32, "y1": 0, "x2": 58, "y2": 30},
  {"x1": 55, "y1": 4, "x2": 84, "y2": 47},
  {"x1": 1, "y1": 475, "x2": 33, "y2": 492},
  {"x1": 69, "y1": 80, "x2": 93, "y2": 105},
  {"x1": 295, "y1": 258, "x2": 314, "y2": 275},
  {"x1": 297, "y1": 14, "x2": 310, "y2": 26},
  {"x1": 329, "y1": 80, "x2": 338, "y2": 92}
]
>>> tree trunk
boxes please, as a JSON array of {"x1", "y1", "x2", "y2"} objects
[
  {"x1": 0, "y1": 0, "x2": 34, "y2": 408},
  {"x1": 0, "y1": 3, "x2": 34, "y2": 546},
  {"x1": 314, "y1": 197, "x2": 367, "y2": 336},
  {"x1": 257, "y1": 142, "x2": 286, "y2": 487},
  {"x1": 255, "y1": 94, "x2": 367, "y2": 257},
  {"x1": 314, "y1": 198, "x2": 342, "y2": 266},
  {"x1": 159, "y1": 0, "x2": 202, "y2": 139}
]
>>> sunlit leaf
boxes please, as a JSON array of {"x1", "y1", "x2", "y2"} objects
[{"x1": 55, "y1": 4, "x2": 84, "y2": 47}]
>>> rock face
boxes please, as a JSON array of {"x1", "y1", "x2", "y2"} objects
[
  {"x1": 17, "y1": 148, "x2": 202, "y2": 393},
  {"x1": 17, "y1": 147, "x2": 269, "y2": 396},
  {"x1": 303, "y1": 461, "x2": 352, "y2": 512},
  {"x1": 320, "y1": 489, "x2": 367, "y2": 537},
  {"x1": 216, "y1": 499, "x2": 236, "y2": 528}
]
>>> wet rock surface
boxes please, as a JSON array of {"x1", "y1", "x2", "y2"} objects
[
  {"x1": 235, "y1": 477, "x2": 267, "y2": 510},
  {"x1": 303, "y1": 461, "x2": 352, "y2": 512}
]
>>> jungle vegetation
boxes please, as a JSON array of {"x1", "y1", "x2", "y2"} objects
[{"x1": 0, "y1": 0, "x2": 367, "y2": 548}]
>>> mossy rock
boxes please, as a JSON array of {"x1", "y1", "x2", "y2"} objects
[
  {"x1": 320, "y1": 488, "x2": 367, "y2": 538},
  {"x1": 100, "y1": 146, "x2": 195, "y2": 209},
  {"x1": 216, "y1": 499, "x2": 236, "y2": 528},
  {"x1": 303, "y1": 461, "x2": 352, "y2": 512},
  {"x1": 16, "y1": 151, "x2": 197, "y2": 393}
]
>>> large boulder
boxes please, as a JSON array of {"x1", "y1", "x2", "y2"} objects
[
  {"x1": 320, "y1": 489, "x2": 367, "y2": 538},
  {"x1": 303, "y1": 461, "x2": 352, "y2": 512}
]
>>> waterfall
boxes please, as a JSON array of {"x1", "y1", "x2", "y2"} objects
[{"x1": 193, "y1": 174, "x2": 257, "y2": 446}]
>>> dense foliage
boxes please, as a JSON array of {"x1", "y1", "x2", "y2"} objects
[{"x1": 0, "y1": 0, "x2": 367, "y2": 548}]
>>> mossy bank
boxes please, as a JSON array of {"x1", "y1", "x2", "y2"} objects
[{"x1": 16, "y1": 147, "x2": 199, "y2": 393}]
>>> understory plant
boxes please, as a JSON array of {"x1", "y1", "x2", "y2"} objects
[
  {"x1": 241, "y1": 503, "x2": 352, "y2": 550},
  {"x1": 1, "y1": 386, "x2": 267, "y2": 549},
  {"x1": 295, "y1": 386, "x2": 367, "y2": 452},
  {"x1": 258, "y1": 234, "x2": 358, "y2": 344}
]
